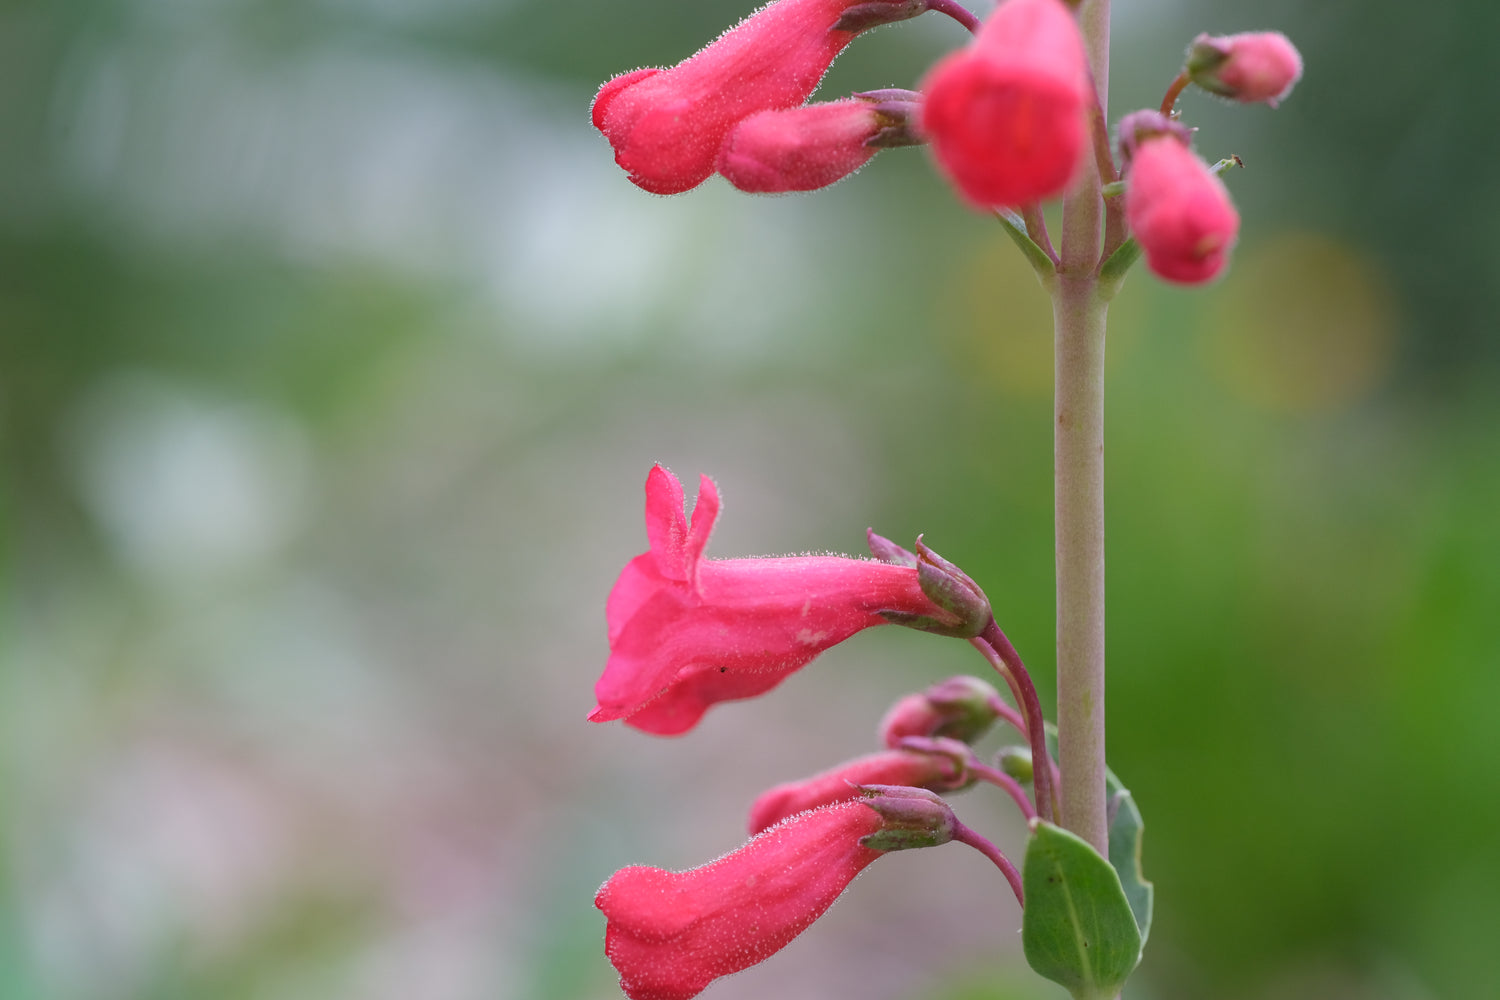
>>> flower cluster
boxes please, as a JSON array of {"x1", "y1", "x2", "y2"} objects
[
  {"x1": 586, "y1": 2, "x2": 1305, "y2": 993},
  {"x1": 592, "y1": 0, "x2": 1301, "y2": 286},
  {"x1": 591, "y1": 467, "x2": 1045, "y2": 999}
]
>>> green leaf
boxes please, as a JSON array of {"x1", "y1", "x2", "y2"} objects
[
  {"x1": 1039, "y1": 722, "x2": 1155, "y2": 945},
  {"x1": 994, "y1": 210, "x2": 1057, "y2": 285},
  {"x1": 1097, "y1": 238, "x2": 1141, "y2": 289},
  {"x1": 1021, "y1": 820, "x2": 1143, "y2": 1000},
  {"x1": 1105, "y1": 784, "x2": 1154, "y2": 947}
]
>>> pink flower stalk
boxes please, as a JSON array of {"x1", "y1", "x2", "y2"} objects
[
  {"x1": 1187, "y1": 31, "x2": 1303, "y2": 107},
  {"x1": 747, "y1": 747, "x2": 969, "y2": 833},
  {"x1": 591, "y1": 466, "x2": 949, "y2": 735},
  {"x1": 920, "y1": 0, "x2": 1090, "y2": 208},
  {"x1": 716, "y1": 93, "x2": 922, "y2": 194},
  {"x1": 597, "y1": 794, "x2": 952, "y2": 1000},
  {"x1": 1125, "y1": 133, "x2": 1240, "y2": 285},
  {"x1": 593, "y1": 0, "x2": 929, "y2": 195}
]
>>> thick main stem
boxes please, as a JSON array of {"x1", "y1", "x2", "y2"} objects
[{"x1": 1053, "y1": 0, "x2": 1111, "y2": 858}]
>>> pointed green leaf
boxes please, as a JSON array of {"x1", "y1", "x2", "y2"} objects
[
  {"x1": 994, "y1": 210, "x2": 1058, "y2": 285},
  {"x1": 1021, "y1": 820, "x2": 1142, "y2": 1000},
  {"x1": 1098, "y1": 237, "x2": 1141, "y2": 289}
]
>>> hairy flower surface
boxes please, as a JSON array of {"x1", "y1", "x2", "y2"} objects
[
  {"x1": 593, "y1": 0, "x2": 918, "y2": 195},
  {"x1": 717, "y1": 97, "x2": 911, "y2": 193},
  {"x1": 748, "y1": 748, "x2": 967, "y2": 833},
  {"x1": 591, "y1": 466, "x2": 946, "y2": 734},
  {"x1": 1125, "y1": 136, "x2": 1239, "y2": 284},
  {"x1": 597, "y1": 800, "x2": 915, "y2": 1000},
  {"x1": 920, "y1": 0, "x2": 1089, "y2": 208},
  {"x1": 1188, "y1": 31, "x2": 1303, "y2": 107}
]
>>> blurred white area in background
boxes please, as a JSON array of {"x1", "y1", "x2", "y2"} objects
[
  {"x1": 50, "y1": 21, "x2": 824, "y2": 366},
  {"x1": 63, "y1": 373, "x2": 312, "y2": 587}
]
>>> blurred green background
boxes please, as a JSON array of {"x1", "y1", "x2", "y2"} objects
[{"x1": 2, "y1": 0, "x2": 1496, "y2": 998}]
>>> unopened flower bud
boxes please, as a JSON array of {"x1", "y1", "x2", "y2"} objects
[
  {"x1": 747, "y1": 746, "x2": 969, "y2": 834},
  {"x1": 921, "y1": 0, "x2": 1091, "y2": 208},
  {"x1": 857, "y1": 784, "x2": 957, "y2": 851},
  {"x1": 996, "y1": 745, "x2": 1034, "y2": 783},
  {"x1": 597, "y1": 801, "x2": 890, "y2": 1000},
  {"x1": 1123, "y1": 126, "x2": 1240, "y2": 285},
  {"x1": 1186, "y1": 31, "x2": 1303, "y2": 108},
  {"x1": 717, "y1": 94, "x2": 922, "y2": 194},
  {"x1": 880, "y1": 675, "x2": 1003, "y2": 747},
  {"x1": 1115, "y1": 109, "x2": 1191, "y2": 168}
]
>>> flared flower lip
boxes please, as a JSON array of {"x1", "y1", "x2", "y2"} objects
[{"x1": 591, "y1": 466, "x2": 943, "y2": 734}]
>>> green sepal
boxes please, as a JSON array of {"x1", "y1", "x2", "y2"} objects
[
  {"x1": 832, "y1": 0, "x2": 926, "y2": 32},
  {"x1": 1021, "y1": 820, "x2": 1142, "y2": 1000}
]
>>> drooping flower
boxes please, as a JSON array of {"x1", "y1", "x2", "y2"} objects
[
  {"x1": 747, "y1": 746, "x2": 971, "y2": 834},
  {"x1": 716, "y1": 92, "x2": 923, "y2": 194},
  {"x1": 1186, "y1": 31, "x2": 1303, "y2": 108},
  {"x1": 593, "y1": 0, "x2": 935, "y2": 195},
  {"x1": 920, "y1": 0, "x2": 1090, "y2": 208},
  {"x1": 591, "y1": 466, "x2": 953, "y2": 735},
  {"x1": 597, "y1": 791, "x2": 955, "y2": 1000},
  {"x1": 1120, "y1": 111, "x2": 1240, "y2": 285}
]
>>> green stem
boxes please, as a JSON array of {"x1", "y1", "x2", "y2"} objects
[{"x1": 1053, "y1": 0, "x2": 1111, "y2": 859}]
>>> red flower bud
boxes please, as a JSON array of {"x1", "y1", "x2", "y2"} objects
[
  {"x1": 747, "y1": 747, "x2": 969, "y2": 834},
  {"x1": 1187, "y1": 31, "x2": 1303, "y2": 108},
  {"x1": 717, "y1": 94, "x2": 922, "y2": 194},
  {"x1": 920, "y1": 0, "x2": 1090, "y2": 208},
  {"x1": 879, "y1": 675, "x2": 1004, "y2": 747},
  {"x1": 591, "y1": 466, "x2": 953, "y2": 735},
  {"x1": 1125, "y1": 135, "x2": 1240, "y2": 285},
  {"x1": 597, "y1": 799, "x2": 941, "y2": 1000},
  {"x1": 594, "y1": 0, "x2": 930, "y2": 195}
]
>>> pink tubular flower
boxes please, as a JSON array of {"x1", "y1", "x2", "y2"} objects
[
  {"x1": 920, "y1": 0, "x2": 1090, "y2": 208},
  {"x1": 1125, "y1": 134, "x2": 1240, "y2": 284},
  {"x1": 716, "y1": 93, "x2": 922, "y2": 194},
  {"x1": 593, "y1": 0, "x2": 930, "y2": 195},
  {"x1": 591, "y1": 466, "x2": 950, "y2": 735},
  {"x1": 1187, "y1": 31, "x2": 1303, "y2": 107},
  {"x1": 597, "y1": 794, "x2": 954, "y2": 1000},
  {"x1": 747, "y1": 747, "x2": 969, "y2": 834}
]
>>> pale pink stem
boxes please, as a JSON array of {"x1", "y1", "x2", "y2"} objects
[{"x1": 1054, "y1": 0, "x2": 1112, "y2": 865}]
